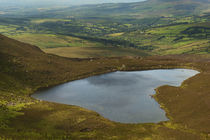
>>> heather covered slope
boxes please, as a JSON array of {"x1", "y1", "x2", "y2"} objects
[
  {"x1": 0, "y1": 34, "x2": 210, "y2": 139},
  {"x1": 0, "y1": 34, "x2": 118, "y2": 90}
]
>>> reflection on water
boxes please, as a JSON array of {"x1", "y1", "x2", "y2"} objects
[{"x1": 32, "y1": 69, "x2": 199, "y2": 123}]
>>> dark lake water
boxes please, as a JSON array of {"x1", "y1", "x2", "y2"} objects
[{"x1": 32, "y1": 69, "x2": 199, "y2": 123}]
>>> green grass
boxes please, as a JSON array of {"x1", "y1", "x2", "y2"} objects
[
  {"x1": 7, "y1": 32, "x2": 148, "y2": 58},
  {"x1": 9, "y1": 33, "x2": 104, "y2": 49},
  {"x1": 0, "y1": 25, "x2": 23, "y2": 35},
  {"x1": 0, "y1": 24, "x2": 149, "y2": 58},
  {"x1": 43, "y1": 46, "x2": 147, "y2": 58},
  {"x1": 1, "y1": 19, "x2": 209, "y2": 57},
  {"x1": 118, "y1": 22, "x2": 210, "y2": 55},
  {"x1": 0, "y1": 24, "x2": 103, "y2": 49},
  {"x1": 30, "y1": 18, "x2": 72, "y2": 24}
]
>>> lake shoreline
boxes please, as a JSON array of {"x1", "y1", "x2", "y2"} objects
[
  {"x1": 31, "y1": 64, "x2": 201, "y2": 95},
  {"x1": 2, "y1": 53, "x2": 209, "y2": 139},
  {"x1": 32, "y1": 69, "x2": 199, "y2": 123}
]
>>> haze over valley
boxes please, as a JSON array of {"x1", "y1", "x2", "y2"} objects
[{"x1": 0, "y1": 0, "x2": 146, "y2": 7}]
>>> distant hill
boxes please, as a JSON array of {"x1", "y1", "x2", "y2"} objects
[
  {"x1": 1, "y1": 0, "x2": 209, "y2": 20},
  {"x1": 48, "y1": 0, "x2": 210, "y2": 18}
]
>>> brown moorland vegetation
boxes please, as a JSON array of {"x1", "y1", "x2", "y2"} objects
[{"x1": 0, "y1": 34, "x2": 210, "y2": 139}]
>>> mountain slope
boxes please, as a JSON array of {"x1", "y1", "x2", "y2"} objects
[
  {"x1": 1, "y1": 34, "x2": 210, "y2": 139},
  {"x1": 0, "y1": 34, "x2": 122, "y2": 91}
]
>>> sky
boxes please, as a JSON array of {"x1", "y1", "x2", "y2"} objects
[{"x1": 0, "y1": 0, "x2": 145, "y2": 7}]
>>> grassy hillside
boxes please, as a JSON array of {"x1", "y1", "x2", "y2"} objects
[
  {"x1": 115, "y1": 21, "x2": 210, "y2": 55},
  {"x1": 43, "y1": 46, "x2": 147, "y2": 58},
  {"x1": 0, "y1": 22, "x2": 148, "y2": 58},
  {"x1": 0, "y1": 34, "x2": 210, "y2": 139}
]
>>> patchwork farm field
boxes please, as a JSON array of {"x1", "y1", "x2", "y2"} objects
[{"x1": 0, "y1": 15, "x2": 209, "y2": 58}]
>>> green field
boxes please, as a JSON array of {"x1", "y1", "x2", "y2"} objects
[
  {"x1": 0, "y1": 24, "x2": 149, "y2": 58},
  {"x1": 43, "y1": 46, "x2": 147, "y2": 58},
  {"x1": 115, "y1": 22, "x2": 210, "y2": 55},
  {"x1": 9, "y1": 33, "x2": 104, "y2": 49},
  {"x1": 0, "y1": 0, "x2": 209, "y2": 57},
  {"x1": 0, "y1": 18, "x2": 209, "y2": 57}
]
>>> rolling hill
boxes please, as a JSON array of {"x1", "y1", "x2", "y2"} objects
[{"x1": 43, "y1": 0, "x2": 210, "y2": 18}]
